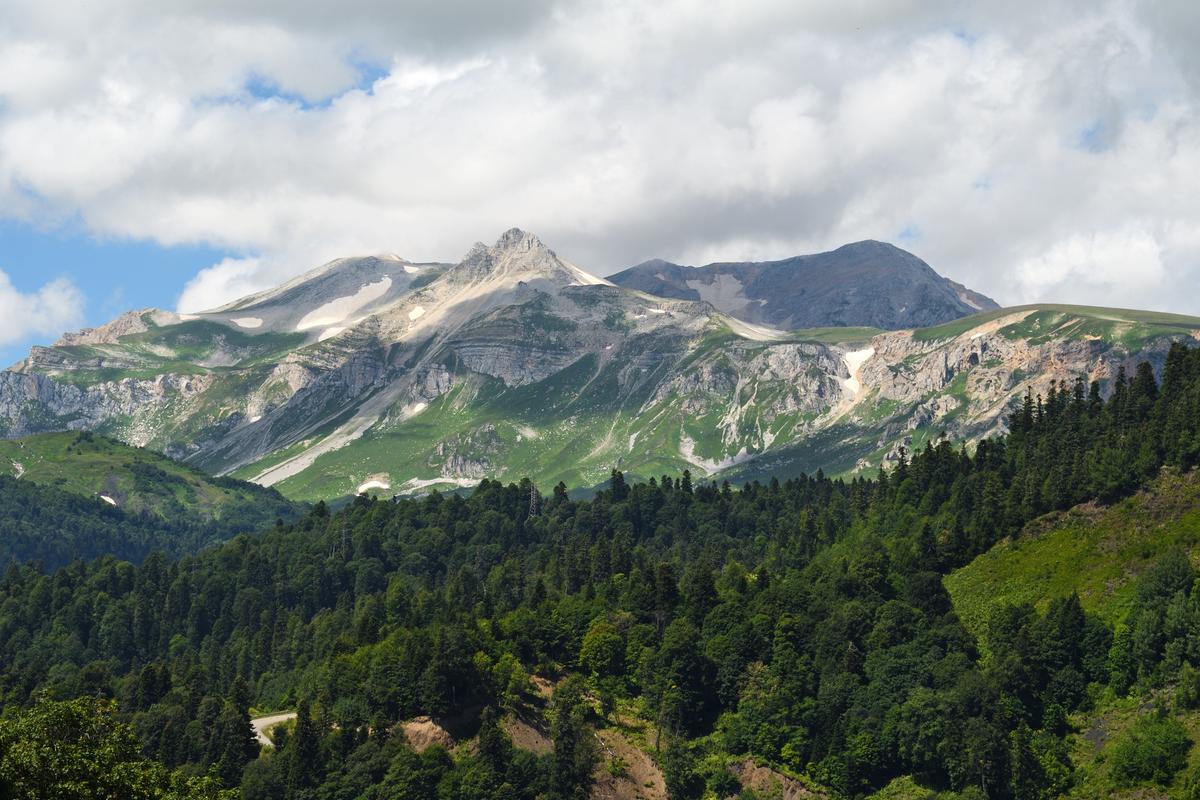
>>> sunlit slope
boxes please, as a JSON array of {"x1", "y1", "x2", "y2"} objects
[
  {"x1": 945, "y1": 467, "x2": 1200, "y2": 640},
  {"x1": 0, "y1": 430, "x2": 300, "y2": 525}
]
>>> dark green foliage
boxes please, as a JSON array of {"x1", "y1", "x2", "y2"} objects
[
  {"x1": 0, "y1": 345, "x2": 1199, "y2": 796},
  {"x1": 0, "y1": 473, "x2": 297, "y2": 571},
  {"x1": 0, "y1": 696, "x2": 232, "y2": 799},
  {"x1": 549, "y1": 677, "x2": 597, "y2": 799},
  {"x1": 1109, "y1": 713, "x2": 1192, "y2": 786}
]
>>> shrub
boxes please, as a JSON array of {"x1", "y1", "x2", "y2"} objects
[{"x1": 1109, "y1": 713, "x2": 1192, "y2": 786}]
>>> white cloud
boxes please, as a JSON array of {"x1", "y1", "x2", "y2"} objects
[
  {"x1": 1, "y1": 0, "x2": 1200, "y2": 314},
  {"x1": 1015, "y1": 228, "x2": 1166, "y2": 308},
  {"x1": 0, "y1": 273, "x2": 84, "y2": 346},
  {"x1": 177, "y1": 257, "x2": 267, "y2": 313}
]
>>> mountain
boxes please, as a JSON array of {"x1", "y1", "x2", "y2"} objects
[
  {"x1": 0, "y1": 229, "x2": 1196, "y2": 500},
  {"x1": 608, "y1": 240, "x2": 999, "y2": 330},
  {"x1": 2, "y1": 346, "x2": 1200, "y2": 798}
]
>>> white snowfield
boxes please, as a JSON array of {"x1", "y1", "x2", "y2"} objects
[
  {"x1": 99, "y1": 494, "x2": 118, "y2": 506},
  {"x1": 678, "y1": 434, "x2": 754, "y2": 473},
  {"x1": 957, "y1": 289, "x2": 983, "y2": 311},
  {"x1": 356, "y1": 479, "x2": 391, "y2": 494},
  {"x1": 295, "y1": 278, "x2": 392, "y2": 331},
  {"x1": 408, "y1": 306, "x2": 426, "y2": 320},
  {"x1": 725, "y1": 316, "x2": 787, "y2": 342},
  {"x1": 231, "y1": 317, "x2": 263, "y2": 329},
  {"x1": 399, "y1": 476, "x2": 479, "y2": 493},
  {"x1": 840, "y1": 347, "x2": 875, "y2": 397},
  {"x1": 563, "y1": 259, "x2": 614, "y2": 287},
  {"x1": 318, "y1": 326, "x2": 347, "y2": 342}
]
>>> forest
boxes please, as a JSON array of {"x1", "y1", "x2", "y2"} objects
[{"x1": 2, "y1": 341, "x2": 1200, "y2": 799}]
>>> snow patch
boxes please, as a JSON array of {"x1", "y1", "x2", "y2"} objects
[
  {"x1": 726, "y1": 316, "x2": 787, "y2": 342},
  {"x1": 403, "y1": 264, "x2": 420, "y2": 274},
  {"x1": 399, "y1": 476, "x2": 480, "y2": 493},
  {"x1": 679, "y1": 434, "x2": 754, "y2": 474},
  {"x1": 99, "y1": 495, "x2": 117, "y2": 506},
  {"x1": 648, "y1": 308, "x2": 667, "y2": 315},
  {"x1": 231, "y1": 317, "x2": 263, "y2": 329},
  {"x1": 357, "y1": 479, "x2": 391, "y2": 494},
  {"x1": 563, "y1": 259, "x2": 614, "y2": 287},
  {"x1": 319, "y1": 326, "x2": 347, "y2": 342},
  {"x1": 516, "y1": 425, "x2": 539, "y2": 439},
  {"x1": 840, "y1": 347, "x2": 875, "y2": 397},
  {"x1": 295, "y1": 278, "x2": 392, "y2": 331},
  {"x1": 957, "y1": 290, "x2": 983, "y2": 311},
  {"x1": 408, "y1": 306, "x2": 426, "y2": 320},
  {"x1": 686, "y1": 274, "x2": 752, "y2": 312}
]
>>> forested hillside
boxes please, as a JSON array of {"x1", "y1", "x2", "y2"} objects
[
  {"x1": 0, "y1": 432, "x2": 302, "y2": 570},
  {"x1": 2, "y1": 343, "x2": 1200, "y2": 799}
]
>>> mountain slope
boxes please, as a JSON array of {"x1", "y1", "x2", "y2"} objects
[
  {"x1": 609, "y1": 240, "x2": 999, "y2": 330},
  {"x1": 0, "y1": 231, "x2": 1195, "y2": 500},
  {"x1": 0, "y1": 432, "x2": 302, "y2": 569},
  {"x1": 0, "y1": 430, "x2": 300, "y2": 525},
  {"x1": 3, "y1": 351, "x2": 1200, "y2": 798},
  {"x1": 945, "y1": 467, "x2": 1200, "y2": 641}
]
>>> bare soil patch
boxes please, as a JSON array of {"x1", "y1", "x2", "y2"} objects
[
  {"x1": 402, "y1": 716, "x2": 455, "y2": 752},
  {"x1": 730, "y1": 759, "x2": 826, "y2": 800}
]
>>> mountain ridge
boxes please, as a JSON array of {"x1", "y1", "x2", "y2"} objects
[
  {"x1": 609, "y1": 239, "x2": 1000, "y2": 330},
  {"x1": 0, "y1": 230, "x2": 1194, "y2": 500}
]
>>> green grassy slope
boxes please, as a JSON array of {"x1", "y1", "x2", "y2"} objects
[
  {"x1": 915, "y1": 304, "x2": 1200, "y2": 345},
  {"x1": 945, "y1": 468, "x2": 1200, "y2": 640},
  {"x1": 0, "y1": 430, "x2": 302, "y2": 528},
  {"x1": 944, "y1": 468, "x2": 1200, "y2": 799}
]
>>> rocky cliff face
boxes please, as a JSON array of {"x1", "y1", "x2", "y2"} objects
[{"x1": 0, "y1": 231, "x2": 1194, "y2": 500}]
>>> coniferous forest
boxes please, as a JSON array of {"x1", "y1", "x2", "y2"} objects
[{"x1": 3, "y1": 342, "x2": 1200, "y2": 798}]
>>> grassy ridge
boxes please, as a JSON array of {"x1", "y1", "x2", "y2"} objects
[
  {"x1": 0, "y1": 430, "x2": 301, "y2": 524},
  {"x1": 914, "y1": 304, "x2": 1200, "y2": 343}
]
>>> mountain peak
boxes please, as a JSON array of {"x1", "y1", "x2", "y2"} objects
[
  {"x1": 451, "y1": 229, "x2": 609, "y2": 288},
  {"x1": 611, "y1": 240, "x2": 999, "y2": 329},
  {"x1": 493, "y1": 227, "x2": 544, "y2": 253}
]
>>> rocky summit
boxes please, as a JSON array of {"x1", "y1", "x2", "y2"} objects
[
  {"x1": 609, "y1": 240, "x2": 1000, "y2": 330},
  {"x1": 0, "y1": 229, "x2": 1195, "y2": 500}
]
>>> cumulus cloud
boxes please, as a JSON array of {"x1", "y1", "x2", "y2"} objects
[
  {"x1": 0, "y1": 272, "x2": 84, "y2": 346},
  {"x1": 177, "y1": 257, "x2": 268, "y2": 313},
  {"x1": 1, "y1": 0, "x2": 1199, "y2": 314}
]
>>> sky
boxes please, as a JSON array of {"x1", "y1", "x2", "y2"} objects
[{"x1": 0, "y1": 0, "x2": 1199, "y2": 363}]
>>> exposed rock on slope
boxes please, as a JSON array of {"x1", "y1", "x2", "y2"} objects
[
  {"x1": 609, "y1": 240, "x2": 998, "y2": 330},
  {"x1": 0, "y1": 230, "x2": 1193, "y2": 500}
]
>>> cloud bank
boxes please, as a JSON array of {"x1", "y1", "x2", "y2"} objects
[{"x1": 1, "y1": 0, "x2": 1198, "y2": 313}]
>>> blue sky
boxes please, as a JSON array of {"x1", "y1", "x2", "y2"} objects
[
  {"x1": 1, "y1": 0, "x2": 1199, "y2": 367},
  {"x1": 0, "y1": 222, "x2": 230, "y2": 363}
]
